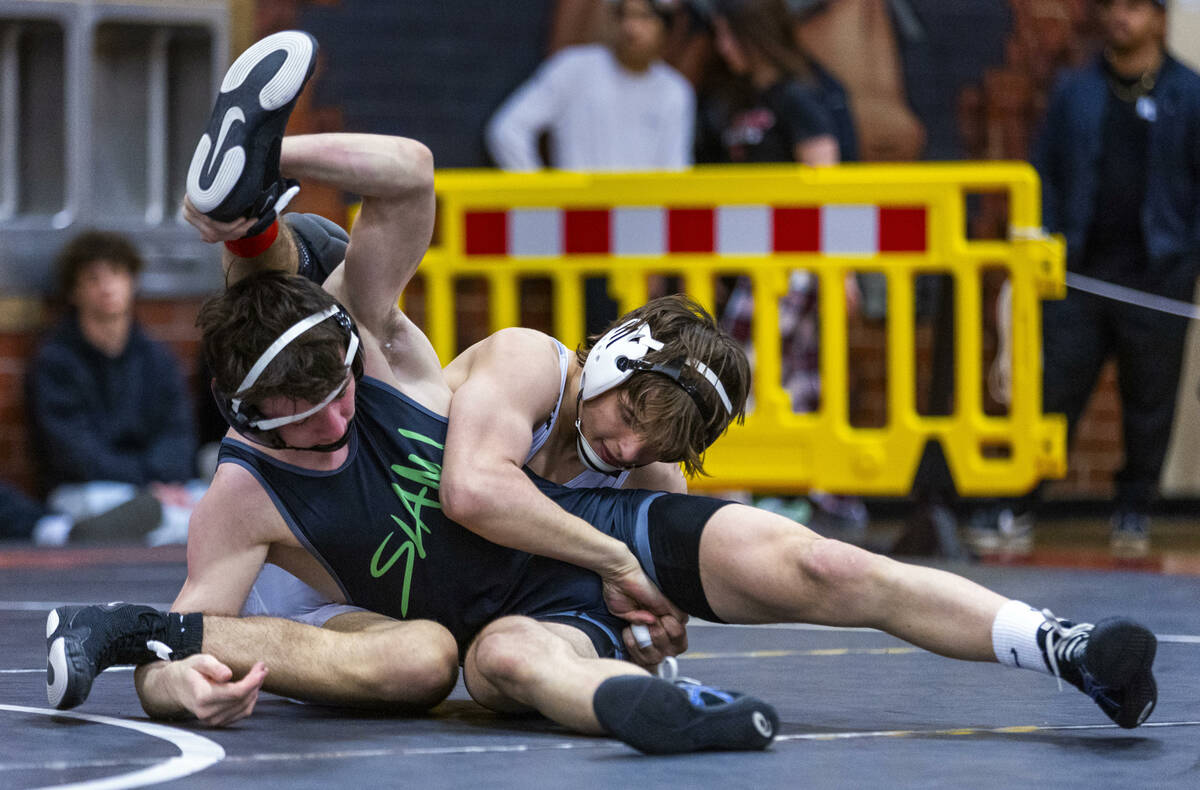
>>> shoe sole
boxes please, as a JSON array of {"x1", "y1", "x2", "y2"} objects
[
  {"x1": 1086, "y1": 618, "x2": 1157, "y2": 728},
  {"x1": 680, "y1": 694, "x2": 780, "y2": 753},
  {"x1": 186, "y1": 30, "x2": 316, "y2": 219},
  {"x1": 45, "y1": 607, "x2": 93, "y2": 710}
]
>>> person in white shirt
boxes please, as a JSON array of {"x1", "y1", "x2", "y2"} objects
[{"x1": 485, "y1": 0, "x2": 694, "y2": 172}]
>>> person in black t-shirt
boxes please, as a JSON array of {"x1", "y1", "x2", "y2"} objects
[{"x1": 696, "y1": 0, "x2": 868, "y2": 536}]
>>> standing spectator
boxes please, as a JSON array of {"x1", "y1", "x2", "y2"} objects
[
  {"x1": 486, "y1": 0, "x2": 694, "y2": 332},
  {"x1": 970, "y1": 0, "x2": 1200, "y2": 558},
  {"x1": 25, "y1": 230, "x2": 203, "y2": 544},
  {"x1": 696, "y1": 0, "x2": 867, "y2": 539}
]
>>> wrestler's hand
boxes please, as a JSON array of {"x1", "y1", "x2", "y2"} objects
[
  {"x1": 621, "y1": 614, "x2": 688, "y2": 669},
  {"x1": 182, "y1": 197, "x2": 257, "y2": 244},
  {"x1": 601, "y1": 560, "x2": 687, "y2": 629},
  {"x1": 161, "y1": 654, "x2": 268, "y2": 727}
]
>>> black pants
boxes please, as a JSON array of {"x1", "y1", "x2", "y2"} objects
[{"x1": 1042, "y1": 281, "x2": 1192, "y2": 512}]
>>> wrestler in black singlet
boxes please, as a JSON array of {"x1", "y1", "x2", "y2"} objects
[{"x1": 220, "y1": 377, "x2": 636, "y2": 656}]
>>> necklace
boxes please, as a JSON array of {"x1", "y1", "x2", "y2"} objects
[{"x1": 1106, "y1": 65, "x2": 1159, "y2": 103}]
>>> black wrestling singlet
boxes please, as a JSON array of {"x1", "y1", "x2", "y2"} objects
[{"x1": 219, "y1": 377, "x2": 610, "y2": 646}]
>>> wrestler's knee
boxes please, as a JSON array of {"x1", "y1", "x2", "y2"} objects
[
  {"x1": 470, "y1": 616, "x2": 549, "y2": 688},
  {"x1": 795, "y1": 536, "x2": 886, "y2": 591},
  {"x1": 364, "y1": 619, "x2": 459, "y2": 707}
]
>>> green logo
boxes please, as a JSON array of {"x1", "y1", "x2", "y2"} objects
[{"x1": 370, "y1": 428, "x2": 444, "y2": 616}]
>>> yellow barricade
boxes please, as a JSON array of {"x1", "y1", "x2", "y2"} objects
[{"x1": 414, "y1": 163, "x2": 1066, "y2": 496}]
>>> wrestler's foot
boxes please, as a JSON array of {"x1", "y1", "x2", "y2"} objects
[
  {"x1": 594, "y1": 671, "x2": 779, "y2": 754},
  {"x1": 46, "y1": 603, "x2": 168, "y2": 709},
  {"x1": 186, "y1": 30, "x2": 317, "y2": 237},
  {"x1": 1038, "y1": 611, "x2": 1157, "y2": 728}
]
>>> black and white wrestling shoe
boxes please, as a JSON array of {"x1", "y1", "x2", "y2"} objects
[
  {"x1": 186, "y1": 30, "x2": 317, "y2": 237},
  {"x1": 1038, "y1": 611, "x2": 1157, "y2": 729},
  {"x1": 46, "y1": 603, "x2": 169, "y2": 709}
]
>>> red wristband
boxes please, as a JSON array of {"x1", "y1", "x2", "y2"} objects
[{"x1": 223, "y1": 220, "x2": 279, "y2": 258}]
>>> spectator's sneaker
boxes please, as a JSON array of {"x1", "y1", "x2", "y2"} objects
[
  {"x1": 594, "y1": 661, "x2": 779, "y2": 754},
  {"x1": 1110, "y1": 511, "x2": 1151, "y2": 559},
  {"x1": 46, "y1": 603, "x2": 168, "y2": 709},
  {"x1": 67, "y1": 492, "x2": 162, "y2": 545},
  {"x1": 186, "y1": 30, "x2": 317, "y2": 237},
  {"x1": 808, "y1": 491, "x2": 870, "y2": 545},
  {"x1": 963, "y1": 506, "x2": 1034, "y2": 557},
  {"x1": 1037, "y1": 610, "x2": 1157, "y2": 729}
]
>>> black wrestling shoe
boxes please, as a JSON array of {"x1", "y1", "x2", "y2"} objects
[
  {"x1": 1037, "y1": 611, "x2": 1157, "y2": 729},
  {"x1": 594, "y1": 664, "x2": 779, "y2": 755},
  {"x1": 186, "y1": 30, "x2": 317, "y2": 237},
  {"x1": 46, "y1": 604, "x2": 168, "y2": 709}
]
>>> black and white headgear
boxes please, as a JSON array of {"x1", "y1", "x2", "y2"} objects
[
  {"x1": 575, "y1": 319, "x2": 733, "y2": 474},
  {"x1": 212, "y1": 303, "x2": 363, "y2": 450}
]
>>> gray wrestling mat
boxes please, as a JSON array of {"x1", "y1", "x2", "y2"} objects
[{"x1": 0, "y1": 545, "x2": 1196, "y2": 789}]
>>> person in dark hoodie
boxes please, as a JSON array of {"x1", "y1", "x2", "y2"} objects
[{"x1": 25, "y1": 230, "x2": 201, "y2": 544}]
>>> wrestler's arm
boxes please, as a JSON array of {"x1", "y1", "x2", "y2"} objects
[
  {"x1": 186, "y1": 132, "x2": 444, "y2": 401},
  {"x1": 134, "y1": 465, "x2": 273, "y2": 722},
  {"x1": 278, "y1": 134, "x2": 434, "y2": 338},
  {"x1": 443, "y1": 329, "x2": 635, "y2": 570},
  {"x1": 442, "y1": 328, "x2": 684, "y2": 628}
]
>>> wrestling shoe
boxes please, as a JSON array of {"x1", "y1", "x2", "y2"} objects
[
  {"x1": 46, "y1": 603, "x2": 169, "y2": 709},
  {"x1": 594, "y1": 663, "x2": 779, "y2": 754},
  {"x1": 1037, "y1": 610, "x2": 1157, "y2": 728},
  {"x1": 186, "y1": 30, "x2": 317, "y2": 237}
]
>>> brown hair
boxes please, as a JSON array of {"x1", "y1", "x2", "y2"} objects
[
  {"x1": 197, "y1": 271, "x2": 352, "y2": 408},
  {"x1": 577, "y1": 294, "x2": 751, "y2": 476},
  {"x1": 54, "y1": 229, "x2": 144, "y2": 299},
  {"x1": 713, "y1": 0, "x2": 814, "y2": 82}
]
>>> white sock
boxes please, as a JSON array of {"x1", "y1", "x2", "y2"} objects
[{"x1": 992, "y1": 600, "x2": 1051, "y2": 674}]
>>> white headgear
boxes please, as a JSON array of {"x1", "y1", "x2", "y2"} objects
[{"x1": 574, "y1": 319, "x2": 734, "y2": 474}]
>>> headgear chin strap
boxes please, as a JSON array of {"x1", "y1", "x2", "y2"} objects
[
  {"x1": 575, "y1": 405, "x2": 624, "y2": 475},
  {"x1": 213, "y1": 303, "x2": 362, "y2": 451},
  {"x1": 576, "y1": 319, "x2": 735, "y2": 465}
]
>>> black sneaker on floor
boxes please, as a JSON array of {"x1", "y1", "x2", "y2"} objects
[
  {"x1": 46, "y1": 603, "x2": 167, "y2": 709},
  {"x1": 186, "y1": 30, "x2": 317, "y2": 237},
  {"x1": 1037, "y1": 611, "x2": 1157, "y2": 728},
  {"x1": 67, "y1": 493, "x2": 163, "y2": 545}
]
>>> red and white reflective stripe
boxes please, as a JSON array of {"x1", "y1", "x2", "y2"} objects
[{"x1": 463, "y1": 205, "x2": 927, "y2": 257}]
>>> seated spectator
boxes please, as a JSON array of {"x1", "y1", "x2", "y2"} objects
[
  {"x1": 486, "y1": 0, "x2": 694, "y2": 332},
  {"x1": 25, "y1": 230, "x2": 204, "y2": 545}
]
